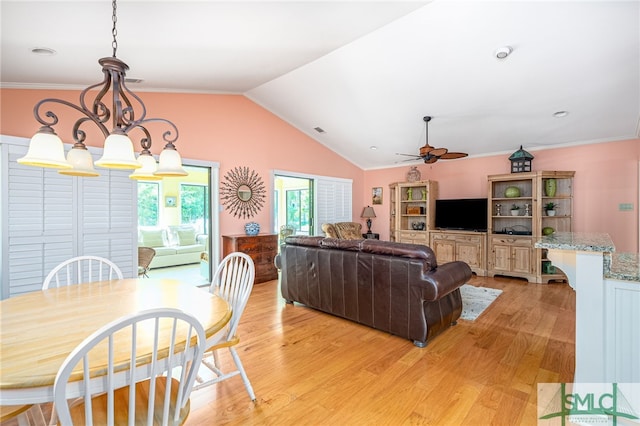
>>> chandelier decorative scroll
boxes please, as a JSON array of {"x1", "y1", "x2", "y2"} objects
[{"x1": 18, "y1": 0, "x2": 186, "y2": 180}]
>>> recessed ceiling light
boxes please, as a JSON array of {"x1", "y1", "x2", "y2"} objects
[
  {"x1": 553, "y1": 111, "x2": 569, "y2": 118},
  {"x1": 494, "y1": 46, "x2": 513, "y2": 59},
  {"x1": 31, "y1": 47, "x2": 56, "y2": 56},
  {"x1": 369, "y1": 146, "x2": 378, "y2": 150}
]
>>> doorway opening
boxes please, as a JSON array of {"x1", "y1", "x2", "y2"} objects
[
  {"x1": 137, "y1": 164, "x2": 217, "y2": 287},
  {"x1": 274, "y1": 175, "x2": 313, "y2": 236}
]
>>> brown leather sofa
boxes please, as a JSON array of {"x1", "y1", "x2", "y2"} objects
[{"x1": 274, "y1": 236, "x2": 472, "y2": 347}]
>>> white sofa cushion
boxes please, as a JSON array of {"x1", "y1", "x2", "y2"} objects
[
  {"x1": 176, "y1": 228, "x2": 197, "y2": 246},
  {"x1": 140, "y1": 228, "x2": 165, "y2": 248}
]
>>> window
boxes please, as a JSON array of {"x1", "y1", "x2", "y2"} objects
[
  {"x1": 137, "y1": 182, "x2": 160, "y2": 227},
  {"x1": 286, "y1": 189, "x2": 310, "y2": 233},
  {"x1": 180, "y1": 184, "x2": 209, "y2": 234}
]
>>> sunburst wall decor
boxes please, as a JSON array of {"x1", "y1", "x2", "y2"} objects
[{"x1": 220, "y1": 166, "x2": 266, "y2": 219}]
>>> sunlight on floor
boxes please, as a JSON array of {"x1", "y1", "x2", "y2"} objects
[{"x1": 146, "y1": 264, "x2": 210, "y2": 287}]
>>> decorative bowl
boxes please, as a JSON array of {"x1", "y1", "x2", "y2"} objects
[{"x1": 504, "y1": 186, "x2": 521, "y2": 198}]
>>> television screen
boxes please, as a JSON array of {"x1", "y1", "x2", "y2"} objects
[{"x1": 435, "y1": 198, "x2": 488, "y2": 232}]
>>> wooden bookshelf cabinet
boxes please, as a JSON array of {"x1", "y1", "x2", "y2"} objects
[
  {"x1": 389, "y1": 180, "x2": 437, "y2": 244},
  {"x1": 487, "y1": 171, "x2": 574, "y2": 283},
  {"x1": 429, "y1": 230, "x2": 487, "y2": 276}
]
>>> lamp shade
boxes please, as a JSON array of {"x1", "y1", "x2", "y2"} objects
[
  {"x1": 129, "y1": 153, "x2": 162, "y2": 181},
  {"x1": 155, "y1": 147, "x2": 188, "y2": 177},
  {"x1": 59, "y1": 146, "x2": 99, "y2": 177},
  {"x1": 95, "y1": 132, "x2": 141, "y2": 169},
  {"x1": 17, "y1": 130, "x2": 71, "y2": 169},
  {"x1": 361, "y1": 206, "x2": 376, "y2": 218}
]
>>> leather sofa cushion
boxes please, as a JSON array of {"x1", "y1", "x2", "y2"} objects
[{"x1": 285, "y1": 236, "x2": 325, "y2": 247}]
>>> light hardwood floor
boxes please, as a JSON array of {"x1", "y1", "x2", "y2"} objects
[
  {"x1": 2, "y1": 275, "x2": 573, "y2": 425},
  {"x1": 187, "y1": 274, "x2": 575, "y2": 425}
]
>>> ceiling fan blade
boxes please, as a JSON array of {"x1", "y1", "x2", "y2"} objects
[
  {"x1": 430, "y1": 147, "x2": 448, "y2": 157},
  {"x1": 419, "y1": 145, "x2": 435, "y2": 157},
  {"x1": 395, "y1": 152, "x2": 422, "y2": 158},
  {"x1": 440, "y1": 152, "x2": 468, "y2": 159}
]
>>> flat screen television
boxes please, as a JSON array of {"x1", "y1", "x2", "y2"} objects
[{"x1": 435, "y1": 198, "x2": 488, "y2": 232}]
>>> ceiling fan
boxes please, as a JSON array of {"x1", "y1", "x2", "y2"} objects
[{"x1": 396, "y1": 116, "x2": 468, "y2": 164}]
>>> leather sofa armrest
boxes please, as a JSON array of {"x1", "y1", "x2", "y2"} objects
[{"x1": 420, "y1": 261, "x2": 472, "y2": 301}]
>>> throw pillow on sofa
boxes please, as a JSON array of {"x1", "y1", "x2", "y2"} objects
[
  {"x1": 140, "y1": 228, "x2": 165, "y2": 248},
  {"x1": 177, "y1": 228, "x2": 197, "y2": 246}
]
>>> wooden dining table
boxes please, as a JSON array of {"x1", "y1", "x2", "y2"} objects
[{"x1": 0, "y1": 278, "x2": 231, "y2": 405}]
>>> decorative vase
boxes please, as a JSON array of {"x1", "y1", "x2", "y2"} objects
[
  {"x1": 545, "y1": 179, "x2": 557, "y2": 197},
  {"x1": 245, "y1": 222, "x2": 260, "y2": 236},
  {"x1": 406, "y1": 166, "x2": 421, "y2": 183},
  {"x1": 504, "y1": 186, "x2": 521, "y2": 198},
  {"x1": 407, "y1": 188, "x2": 413, "y2": 201},
  {"x1": 421, "y1": 189, "x2": 427, "y2": 200}
]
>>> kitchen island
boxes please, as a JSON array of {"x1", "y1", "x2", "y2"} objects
[{"x1": 535, "y1": 232, "x2": 639, "y2": 383}]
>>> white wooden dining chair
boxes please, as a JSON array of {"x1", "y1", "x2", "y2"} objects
[
  {"x1": 52, "y1": 308, "x2": 206, "y2": 426},
  {"x1": 193, "y1": 252, "x2": 256, "y2": 401},
  {"x1": 42, "y1": 255, "x2": 123, "y2": 289}
]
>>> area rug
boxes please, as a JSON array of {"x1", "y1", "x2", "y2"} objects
[{"x1": 459, "y1": 284, "x2": 503, "y2": 321}]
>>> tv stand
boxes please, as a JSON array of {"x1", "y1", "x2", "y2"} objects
[{"x1": 429, "y1": 230, "x2": 487, "y2": 276}]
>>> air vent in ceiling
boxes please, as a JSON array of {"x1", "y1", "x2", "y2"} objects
[{"x1": 314, "y1": 127, "x2": 326, "y2": 133}]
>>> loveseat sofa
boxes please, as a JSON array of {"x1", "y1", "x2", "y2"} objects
[
  {"x1": 274, "y1": 236, "x2": 472, "y2": 347},
  {"x1": 138, "y1": 226, "x2": 207, "y2": 269}
]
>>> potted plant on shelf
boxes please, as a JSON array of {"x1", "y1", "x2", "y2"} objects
[
  {"x1": 544, "y1": 202, "x2": 558, "y2": 216},
  {"x1": 510, "y1": 204, "x2": 520, "y2": 216}
]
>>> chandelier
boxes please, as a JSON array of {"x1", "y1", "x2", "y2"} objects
[{"x1": 17, "y1": 0, "x2": 187, "y2": 180}]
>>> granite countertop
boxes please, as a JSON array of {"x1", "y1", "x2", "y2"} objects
[
  {"x1": 535, "y1": 232, "x2": 639, "y2": 283},
  {"x1": 607, "y1": 252, "x2": 640, "y2": 282},
  {"x1": 534, "y1": 232, "x2": 615, "y2": 252}
]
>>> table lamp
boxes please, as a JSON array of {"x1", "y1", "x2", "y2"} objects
[{"x1": 361, "y1": 206, "x2": 376, "y2": 234}]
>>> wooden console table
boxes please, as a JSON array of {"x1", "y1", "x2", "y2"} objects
[{"x1": 222, "y1": 234, "x2": 279, "y2": 284}]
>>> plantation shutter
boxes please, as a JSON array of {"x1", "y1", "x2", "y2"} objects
[
  {"x1": 1, "y1": 136, "x2": 137, "y2": 299},
  {"x1": 315, "y1": 176, "x2": 352, "y2": 236}
]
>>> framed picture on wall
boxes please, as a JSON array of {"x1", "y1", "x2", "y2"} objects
[
  {"x1": 372, "y1": 187, "x2": 382, "y2": 205},
  {"x1": 165, "y1": 196, "x2": 177, "y2": 207}
]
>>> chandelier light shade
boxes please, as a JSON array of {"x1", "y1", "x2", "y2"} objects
[
  {"x1": 16, "y1": 129, "x2": 71, "y2": 169},
  {"x1": 17, "y1": 0, "x2": 187, "y2": 179},
  {"x1": 361, "y1": 205, "x2": 377, "y2": 234},
  {"x1": 129, "y1": 153, "x2": 162, "y2": 181},
  {"x1": 58, "y1": 144, "x2": 99, "y2": 177}
]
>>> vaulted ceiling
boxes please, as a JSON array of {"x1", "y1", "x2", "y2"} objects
[{"x1": 2, "y1": 1, "x2": 638, "y2": 169}]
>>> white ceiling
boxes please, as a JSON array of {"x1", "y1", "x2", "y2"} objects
[{"x1": 2, "y1": 1, "x2": 639, "y2": 170}]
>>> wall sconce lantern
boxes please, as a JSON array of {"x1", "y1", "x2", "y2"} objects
[{"x1": 508, "y1": 145, "x2": 534, "y2": 173}]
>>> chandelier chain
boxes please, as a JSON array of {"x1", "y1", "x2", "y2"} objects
[{"x1": 111, "y1": 0, "x2": 118, "y2": 57}]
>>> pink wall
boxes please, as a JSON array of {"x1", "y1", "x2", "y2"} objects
[
  {"x1": 364, "y1": 139, "x2": 639, "y2": 252},
  {"x1": 1, "y1": 89, "x2": 638, "y2": 252},
  {"x1": 0, "y1": 88, "x2": 365, "y2": 239}
]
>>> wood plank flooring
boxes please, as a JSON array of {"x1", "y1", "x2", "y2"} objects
[
  {"x1": 1, "y1": 275, "x2": 574, "y2": 425},
  {"x1": 187, "y1": 274, "x2": 575, "y2": 425}
]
